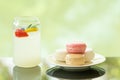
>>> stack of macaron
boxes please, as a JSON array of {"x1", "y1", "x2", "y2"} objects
[{"x1": 54, "y1": 42, "x2": 95, "y2": 66}]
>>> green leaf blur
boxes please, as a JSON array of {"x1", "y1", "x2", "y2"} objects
[{"x1": 0, "y1": 0, "x2": 120, "y2": 57}]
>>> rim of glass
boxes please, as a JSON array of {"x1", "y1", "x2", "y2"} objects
[{"x1": 13, "y1": 16, "x2": 40, "y2": 26}]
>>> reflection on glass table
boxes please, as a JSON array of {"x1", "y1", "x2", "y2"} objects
[
  {"x1": 0, "y1": 57, "x2": 120, "y2": 80},
  {"x1": 46, "y1": 66, "x2": 106, "y2": 80},
  {"x1": 13, "y1": 66, "x2": 41, "y2": 80}
]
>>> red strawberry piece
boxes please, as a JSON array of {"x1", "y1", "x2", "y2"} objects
[{"x1": 15, "y1": 29, "x2": 28, "y2": 37}]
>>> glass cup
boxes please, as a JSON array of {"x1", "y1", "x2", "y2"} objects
[{"x1": 13, "y1": 16, "x2": 41, "y2": 67}]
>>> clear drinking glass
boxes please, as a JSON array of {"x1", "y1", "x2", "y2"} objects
[{"x1": 13, "y1": 16, "x2": 41, "y2": 67}]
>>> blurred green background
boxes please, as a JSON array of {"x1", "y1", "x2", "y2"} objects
[{"x1": 0, "y1": 0, "x2": 120, "y2": 57}]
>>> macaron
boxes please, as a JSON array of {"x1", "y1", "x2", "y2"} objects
[
  {"x1": 65, "y1": 54, "x2": 85, "y2": 65},
  {"x1": 53, "y1": 49, "x2": 67, "y2": 61},
  {"x1": 84, "y1": 48, "x2": 95, "y2": 62},
  {"x1": 66, "y1": 42, "x2": 87, "y2": 54}
]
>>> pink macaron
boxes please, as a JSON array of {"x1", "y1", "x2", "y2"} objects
[{"x1": 66, "y1": 42, "x2": 87, "y2": 54}]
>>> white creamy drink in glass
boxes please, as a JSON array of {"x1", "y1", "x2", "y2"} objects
[{"x1": 13, "y1": 16, "x2": 41, "y2": 67}]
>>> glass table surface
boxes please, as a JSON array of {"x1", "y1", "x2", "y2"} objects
[{"x1": 0, "y1": 57, "x2": 120, "y2": 80}]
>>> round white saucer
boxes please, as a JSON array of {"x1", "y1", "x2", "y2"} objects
[{"x1": 46, "y1": 53, "x2": 106, "y2": 71}]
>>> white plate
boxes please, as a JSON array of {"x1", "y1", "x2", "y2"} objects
[{"x1": 46, "y1": 53, "x2": 106, "y2": 71}]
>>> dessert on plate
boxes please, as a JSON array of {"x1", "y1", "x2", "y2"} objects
[
  {"x1": 66, "y1": 54, "x2": 85, "y2": 65},
  {"x1": 53, "y1": 41, "x2": 95, "y2": 66},
  {"x1": 66, "y1": 42, "x2": 86, "y2": 54},
  {"x1": 53, "y1": 49, "x2": 67, "y2": 61},
  {"x1": 84, "y1": 48, "x2": 95, "y2": 62}
]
